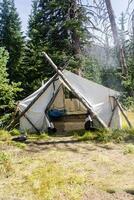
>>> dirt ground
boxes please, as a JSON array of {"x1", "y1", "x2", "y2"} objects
[{"x1": 0, "y1": 136, "x2": 134, "y2": 200}]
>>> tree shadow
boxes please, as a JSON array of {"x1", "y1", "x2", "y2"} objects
[
  {"x1": 25, "y1": 138, "x2": 96, "y2": 153},
  {"x1": 125, "y1": 189, "x2": 134, "y2": 195}
]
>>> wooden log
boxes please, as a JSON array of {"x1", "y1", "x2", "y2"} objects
[{"x1": 43, "y1": 52, "x2": 108, "y2": 129}]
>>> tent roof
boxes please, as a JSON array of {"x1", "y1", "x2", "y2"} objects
[
  {"x1": 20, "y1": 69, "x2": 119, "y2": 105},
  {"x1": 62, "y1": 70, "x2": 120, "y2": 96}
]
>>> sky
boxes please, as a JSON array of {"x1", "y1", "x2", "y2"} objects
[{"x1": 14, "y1": 0, "x2": 131, "y2": 34}]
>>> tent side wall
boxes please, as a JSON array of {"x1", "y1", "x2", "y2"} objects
[{"x1": 19, "y1": 77, "x2": 61, "y2": 132}]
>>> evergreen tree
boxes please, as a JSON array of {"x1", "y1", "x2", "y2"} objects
[
  {"x1": 22, "y1": 0, "x2": 88, "y2": 96},
  {"x1": 0, "y1": 47, "x2": 22, "y2": 127},
  {"x1": 0, "y1": 0, "x2": 24, "y2": 82}
]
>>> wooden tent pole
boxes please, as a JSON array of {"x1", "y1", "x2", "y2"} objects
[
  {"x1": 43, "y1": 52, "x2": 108, "y2": 129},
  {"x1": 108, "y1": 105, "x2": 117, "y2": 127},
  {"x1": 8, "y1": 73, "x2": 59, "y2": 130},
  {"x1": 108, "y1": 96, "x2": 118, "y2": 128},
  {"x1": 115, "y1": 99, "x2": 132, "y2": 128},
  {"x1": 45, "y1": 84, "x2": 63, "y2": 112}
]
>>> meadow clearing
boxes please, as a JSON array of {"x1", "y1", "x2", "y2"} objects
[{"x1": 0, "y1": 127, "x2": 134, "y2": 200}]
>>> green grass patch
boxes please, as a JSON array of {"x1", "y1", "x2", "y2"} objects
[
  {"x1": 76, "y1": 131, "x2": 95, "y2": 141},
  {"x1": 0, "y1": 152, "x2": 13, "y2": 177},
  {"x1": 11, "y1": 141, "x2": 27, "y2": 149},
  {"x1": 27, "y1": 162, "x2": 85, "y2": 200},
  {"x1": 9, "y1": 128, "x2": 21, "y2": 136},
  {"x1": 0, "y1": 130, "x2": 11, "y2": 141},
  {"x1": 124, "y1": 144, "x2": 134, "y2": 154},
  {"x1": 74, "y1": 128, "x2": 134, "y2": 143},
  {"x1": 28, "y1": 133, "x2": 49, "y2": 141}
]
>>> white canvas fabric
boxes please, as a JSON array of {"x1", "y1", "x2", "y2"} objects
[
  {"x1": 19, "y1": 70, "x2": 121, "y2": 132},
  {"x1": 19, "y1": 77, "x2": 61, "y2": 132},
  {"x1": 62, "y1": 70, "x2": 121, "y2": 128}
]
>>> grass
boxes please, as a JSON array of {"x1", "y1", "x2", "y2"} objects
[
  {"x1": 0, "y1": 129, "x2": 11, "y2": 141},
  {"x1": 122, "y1": 111, "x2": 134, "y2": 128},
  {"x1": 9, "y1": 128, "x2": 21, "y2": 136},
  {"x1": 0, "y1": 129, "x2": 49, "y2": 149},
  {"x1": 0, "y1": 125, "x2": 133, "y2": 199},
  {"x1": 27, "y1": 162, "x2": 85, "y2": 200},
  {"x1": 124, "y1": 144, "x2": 134, "y2": 154},
  {"x1": 0, "y1": 152, "x2": 13, "y2": 177},
  {"x1": 76, "y1": 131, "x2": 95, "y2": 141},
  {"x1": 28, "y1": 133, "x2": 50, "y2": 141},
  {"x1": 11, "y1": 141, "x2": 27, "y2": 149},
  {"x1": 74, "y1": 128, "x2": 134, "y2": 143},
  {"x1": 0, "y1": 133, "x2": 134, "y2": 200}
]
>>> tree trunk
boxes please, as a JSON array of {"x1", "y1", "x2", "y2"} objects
[
  {"x1": 69, "y1": 0, "x2": 83, "y2": 76},
  {"x1": 105, "y1": 0, "x2": 128, "y2": 76},
  {"x1": 132, "y1": 10, "x2": 134, "y2": 56},
  {"x1": 104, "y1": 33, "x2": 110, "y2": 68}
]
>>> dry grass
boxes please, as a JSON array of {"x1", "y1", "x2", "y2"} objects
[
  {"x1": 0, "y1": 131, "x2": 134, "y2": 200},
  {"x1": 122, "y1": 111, "x2": 134, "y2": 128}
]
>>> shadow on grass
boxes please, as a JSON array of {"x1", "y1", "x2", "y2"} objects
[
  {"x1": 125, "y1": 189, "x2": 134, "y2": 195},
  {"x1": 25, "y1": 138, "x2": 97, "y2": 153},
  {"x1": 26, "y1": 139, "x2": 81, "y2": 145}
]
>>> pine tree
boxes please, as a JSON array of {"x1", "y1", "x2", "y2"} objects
[
  {"x1": 0, "y1": 48, "x2": 9, "y2": 84},
  {"x1": 0, "y1": 47, "x2": 22, "y2": 127},
  {"x1": 21, "y1": 0, "x2": 88, "y2": 96},
  {"x1": 0, "y1": 0, "x2": 24, "y2": 82}
]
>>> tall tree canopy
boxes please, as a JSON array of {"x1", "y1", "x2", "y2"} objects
[
  {"x1": 21, "y1": 0, "x2": 89, "y2": 96},
  {"x1": 0, "y1": 0, "x2": 24, "y2": 82},
  {"x1": 0, "y1": 47, "x2": 21, "y2": 127}
]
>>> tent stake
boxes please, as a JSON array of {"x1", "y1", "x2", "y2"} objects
[{"x1": 43, "y1": 52, "x2": 108, "y2": 129}]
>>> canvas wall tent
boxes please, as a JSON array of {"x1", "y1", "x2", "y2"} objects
[
  {"x1": 16, "y1": 69, "x2": 123, "y2": 133},
  {"x1": 10, "y1": 53, "x2": 131, "y2": 133}
]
